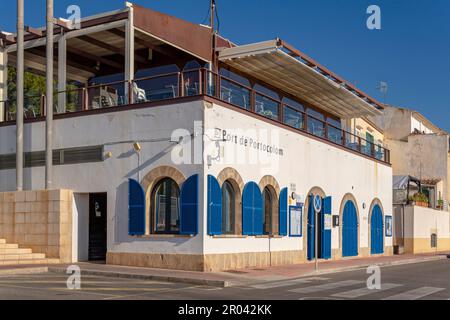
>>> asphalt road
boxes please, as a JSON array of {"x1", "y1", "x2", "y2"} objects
[{"x1": 0, "y1": 259, "x2": 449, "y2": 300}]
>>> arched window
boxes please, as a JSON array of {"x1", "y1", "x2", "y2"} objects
[
  {"x1": 152, "y1": 178, "x2": 180, "y2": 234},
  {"x1": 222, "y1": 181, "x2": 236, "y2": 234},
  {"x1": 263, "y1": 187, "x2": 273, "y2": 235}
]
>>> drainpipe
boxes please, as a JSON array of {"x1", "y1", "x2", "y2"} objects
[
  {"x1": 45, "y1": 0, "x2": 54, "y2": 189},
  {"x1": 208, "y1": 0, "x2": 217, "y2": 96},
  {"x1": 16, "y1": 0, "x2": 24, "y2": 191}
]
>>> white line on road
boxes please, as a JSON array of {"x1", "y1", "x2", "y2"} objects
[
  {"x1": 251, "y1": 277, "x2": 330, "y2": 290},
  {"x1": 289, "y1": 280, "x2": 364, "y2": 294},
  {"x1": 383, "y1": 287, "x2": 445, "y2": 300},
  {"x1": 331, "y1": 283, "x2": 403, "y2": 299}
]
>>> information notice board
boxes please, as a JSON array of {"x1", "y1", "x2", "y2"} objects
[{"x1": 289, "y1": 206, "x2": 302, "y2": 237}]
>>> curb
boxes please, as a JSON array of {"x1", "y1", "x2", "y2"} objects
[
  {"x1": 46, "y1": 255, "x2": 448, "y2": 288},
  {"x1": 270, "y1": 255, "x2": 449, "y2": 280},
  {"x1": 0, "y1": 267, "x2": 49, "y2": 276},
  {"x1": 47, "y1": 267, "x2": 230, "y2": 288}
]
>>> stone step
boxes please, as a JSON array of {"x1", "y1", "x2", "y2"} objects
[
  {"x1": 0, "y1": 243, "x2": 19, "y2": 249},
  {"x1": 0, "y1": 248, "x2": 33, "y2": 254},
  {"x1": 45, "y1": 259, "x2": 60, "y2": 264},
  {"x1": 0, "y1": 258, "x2": 58, "y2": 266},
  {"x1": 0, "y1": 252, "x2": 46, "y2": 260},
  {"x1": 0, "y1": 239, "x2": 6, "y2": 244}
]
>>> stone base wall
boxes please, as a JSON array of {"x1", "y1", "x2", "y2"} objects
[
  {"x1": 0, "y1": 189, "x2": 73, "y2": 263},
  {"x1": 404, "y1": 237, "x2": 450, "y2": 254},
  {"x1": 107, "y1": 250, "x2": 307, "y2": 272},
  {"x1": 107, "y1": 247, "x2": 394, "y2": 272},
  {"x1": 331, "y1": 246, "x2": 393, "y2": 260}
]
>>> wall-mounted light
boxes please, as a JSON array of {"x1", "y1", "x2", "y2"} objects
[
  {"x1": 133, "y1": 142, "x2": 141, "y2": 152},
  {"x1": 104, "y1": 151, "x2": 113, "y2": 159}
]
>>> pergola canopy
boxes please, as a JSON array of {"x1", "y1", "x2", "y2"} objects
[{"x1": 219, "y1": 39, "x2": 384, "y2": 119}]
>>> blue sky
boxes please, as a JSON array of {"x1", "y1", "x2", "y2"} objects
[{"x1": 1, "y1": 0, "x2": 449, "y2": 131}]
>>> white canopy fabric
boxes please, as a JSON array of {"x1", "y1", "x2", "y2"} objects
[
  {"x1": 219, "y1": 40, "x2": 383, "y2": 119},
  {"x1": 393, "y1": 175, "x2": 421, "y2": 190}
]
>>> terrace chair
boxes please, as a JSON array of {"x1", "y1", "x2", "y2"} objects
[
  {"x1": 24, "y1": 107, "x2": 36, "y2": 119},
  {"x1": 133, "y1": 82, "x2": 147, "y2": 103},
  {"x1": 221, "y1": 87, "x2": 232, "y2": 103},
  {"x1": 8, "y1": 111, "x2": 16, "y2": 121}
]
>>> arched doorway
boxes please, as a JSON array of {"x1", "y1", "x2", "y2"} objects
[
  {"x1": 342, "y1": 201, "x2": 358, "y2": 257},
  {"x1": 305, "y1": 187, "x2": 327, "y2": 261},
  {"x1": 370, "y1": 204, "x2": 384, "y2": 254}
]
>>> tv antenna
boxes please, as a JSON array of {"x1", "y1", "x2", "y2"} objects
[{"x1": 377, "y1": 81, "x2": 388, "y2": 104}]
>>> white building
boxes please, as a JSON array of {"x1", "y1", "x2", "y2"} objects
[{"x1": 0, "y1": 3, "x2": 393, "y2": 271}]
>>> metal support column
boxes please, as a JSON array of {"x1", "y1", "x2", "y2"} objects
[
  {"x1": 16, "y1": 0, "x2": 24, "y2": 191},
  {"x1": 45, "y1": 0, "x2": 54, "y2": 189},
  {"x1": 57, "y1": 33, "x2": 67, "y2": 113},
  {"x1": 0, "y1": 49, "x2": 8, "y2": 122},
  {"x1": 125, "y1": 3, "x2": 134, "y2": 104}
]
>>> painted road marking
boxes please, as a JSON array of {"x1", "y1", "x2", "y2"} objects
[
  {"x1": 251, "y1": 277, "x2": 330, "y2": 290},
  {"x1": 289, "y1": 280, "x2": 364, "y2": 294},
  {"x1": 331, "y1": 283, "x2": 402, "y2": 299},
  {"x1": 383, "y1": 287, "x2": 446, "y2": 300}
]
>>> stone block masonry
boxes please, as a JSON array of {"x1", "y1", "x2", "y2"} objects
[{"x1": 0, "y1": 189, "x2": 73, "y2": 263}]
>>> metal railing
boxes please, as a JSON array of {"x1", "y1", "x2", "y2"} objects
[{"x1": 0, "y1": 68, "x2": 390, "y2": 163}]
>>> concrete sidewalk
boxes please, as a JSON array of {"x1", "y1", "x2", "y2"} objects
[
  {"x1": 45, "y1": 251, "x2": 450, "y2": 288},
  {"x1": 3, "y1": 251, "x2": 449, "y2": 288}
]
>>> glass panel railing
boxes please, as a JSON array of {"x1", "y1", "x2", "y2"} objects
[
  {"x1": 205, "y1": 71, "x2": 217, "y2": 97},
  {"x1": 23, "y1": 95, "x2": 43, "y2": 119},
  {"x1": 220, "y1": 78, "x2": 250, "y2": 110},
  {"x1": 2, "y1": 95, "x2": 43, "y2": 121},
  {"x1": 64, "y1": 88, "x2": 84, "y2": 113},
  {"x1": 374, "y1": 144, "x2": 385, "y2": 161},
  {"x1": 183, "y1": 70, "x2": 201, "y2": 97},
  {"x1": 345, "y1": 133, "x2": 361, "y2": 151},
  {"x1": 133, "y1": 74, "x2": 179, "y2": 103},
  {"x1": 307, "y1": 116, "x2": 325, "y2": 138},
  {"x1": 283, "y1": 105, "x2": 304, "y2": 130},
  {"x1": 0, "y1": 68, "x2": 390, "y2": 164},
  {"x1": 327, "y1": 124, "x2": 343, "y2": 144},
  {"x1": 5, "y1": 101, "x2": 15, "y2": 121},
  {"x1": 87, "y1": 81, "x2": 127, "y2": 110},
  {"x1": 255, "y1": 93, "x2": 279, "y2": 121}
]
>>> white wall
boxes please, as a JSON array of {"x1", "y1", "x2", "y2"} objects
[
  {"x1": 73, "y1": 193, "x2": 89, "y2": 262},
  {"x1": 0, "y1": 99, "x2": 394, "y2": 257},
  {"x1": 405, "y1": 206, "x2": 450, "y2": 239},
  {"x1": 411, "y1": 117, "x2": 434, "y2": 135},
  {"x1": 0, "y1": 101, "x2": 205, "y2": 255},
  {"x1": 203, "y1": 103, "x2": 393, "y2": 255}
]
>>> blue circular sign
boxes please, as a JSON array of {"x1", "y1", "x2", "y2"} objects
[{"x1": 313, "y1": 195, "x2": 322, "y2": 212}]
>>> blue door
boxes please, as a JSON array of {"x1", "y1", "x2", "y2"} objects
[
  {"x1": 307, "y1": 195, "x2": 315, "y2": 261},
  {"x1": 342, "y1": 201, "x2": 358, "y2": 257},
  {"x1": 371, "y1": 205, "x2": 384, "y2": 254}
]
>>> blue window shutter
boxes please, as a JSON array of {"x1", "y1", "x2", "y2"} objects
[
  {"x1": 321, "y1": 196, "x2": 332, "y2": 259},
  {"x1": 323, "y1": 196, "x2": 332, "y2": 215},
  {"x1": 207, "y1": 175, "x2": 222, "y2": 235},
  {"x1": 128, "y1": 179, "x2": 146, "y2": 236},
  {"x1": 180, "y1": 174, "x2": 199, "y2": 235},
  {"x1": 242, "y1": 182, "x2": 255, "y2": 235},
  {"x1": 242, "y1": 182, "x2": 262, "y2": 236},
  {"x1": 252, "y1": 184, "x2": 263, "y2": 236},
  {"x1": 279, "y1": 188, "x2": 288, "y2": 236}
]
